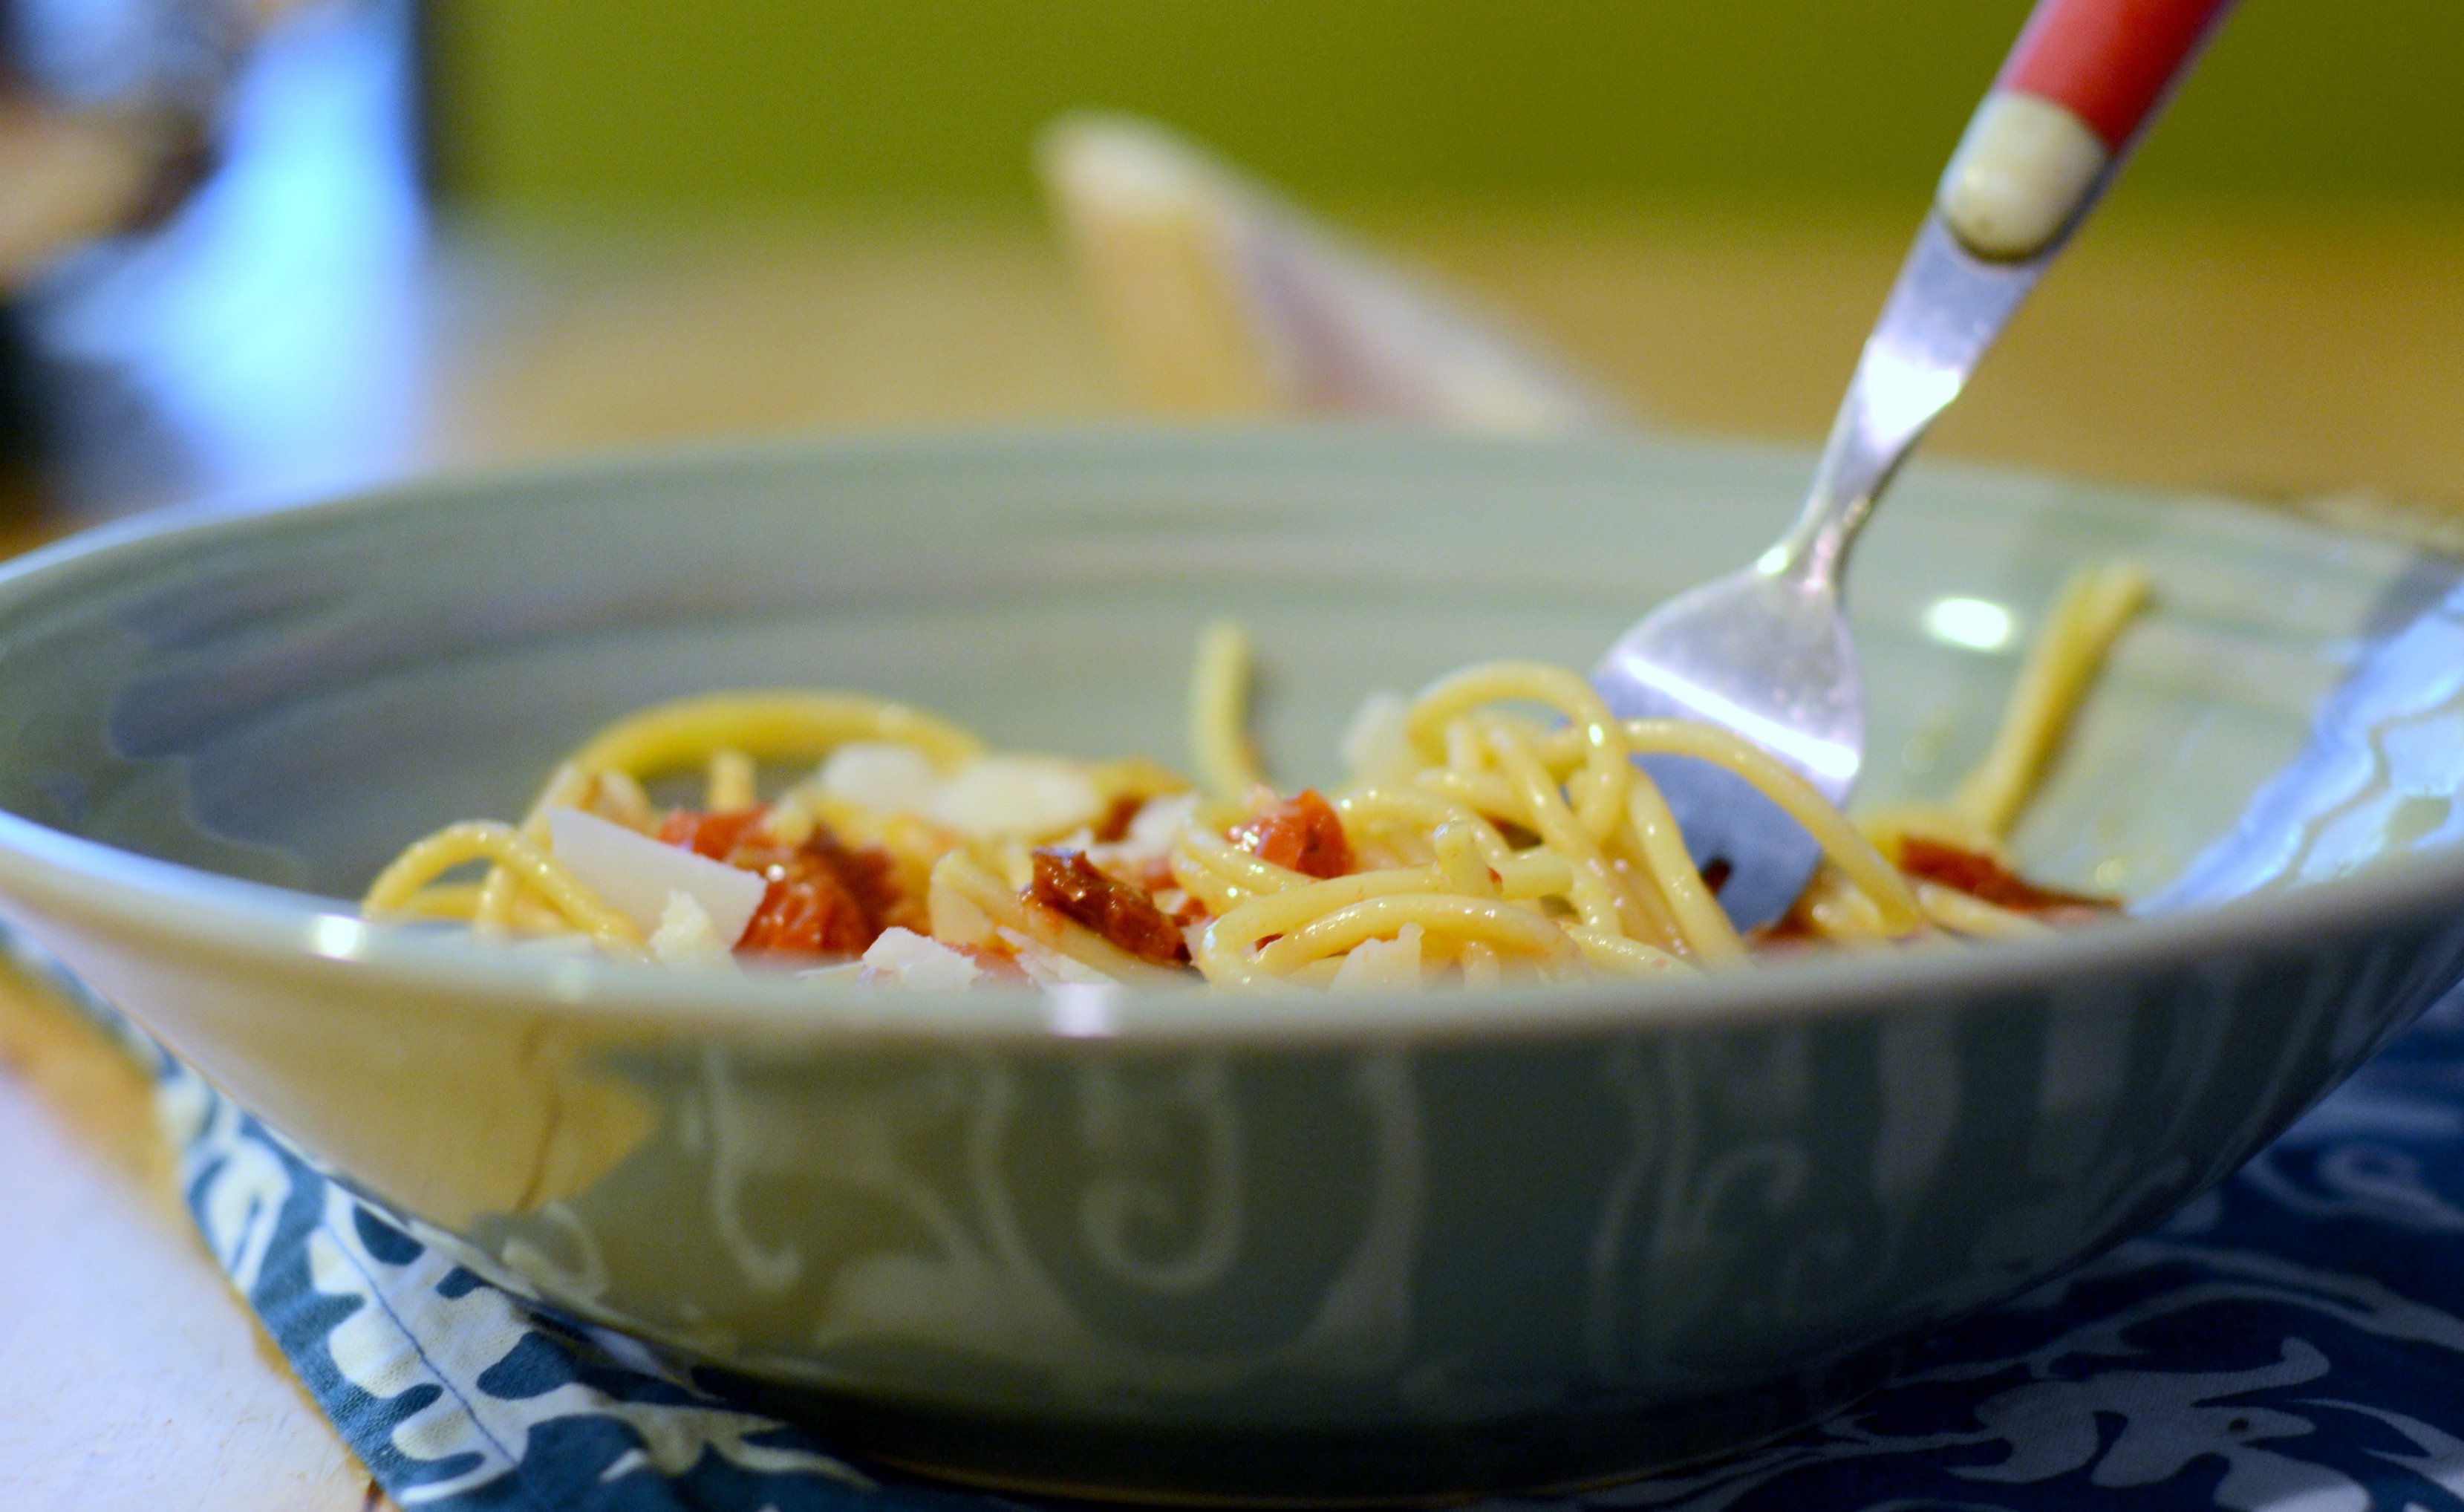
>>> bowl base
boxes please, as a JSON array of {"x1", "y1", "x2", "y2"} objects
[{"x1": 703, "y1": 1345, "x2": 1901, "y2": 1507}]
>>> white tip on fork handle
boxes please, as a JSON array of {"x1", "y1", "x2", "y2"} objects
[{"x1": 1936, "y1": 91, "x2": 2111, "y2": 262}]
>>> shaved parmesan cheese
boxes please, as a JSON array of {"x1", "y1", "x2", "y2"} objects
[
  {"x1": 650, "y1": 890, "x2": 737, "y2": 968},
  {"x1": 996, "y1": 926, "x2": 1117, "y2": 986},
  {"x1": 547, "y1": 807, "x2": 766, "y2": 943},
  {"x1": 1331, "y1": 924, "x2": 1424, "y2": 991},
  {"x1": 820, "y1": 743, "x2": 1106, "y2": 842},
  {"x1": 1101, "y1": 792, "x2": 1200, "y2": 867},
  {"x1": 931, "y1": 756, "x2": 1104, "y2": 840},
  {"x1": 860, "y1": 927, "x2": 983, "y2": 990},
  {"x1": 927, "y1": 868, "x2": 998, "y2": 947},
  {"x1": 1340, "y1": 690, "x2": 1415, "y2": 784},
  {"x1": 819, "y1": 742, "x2": 944, "y2": 815},
  {"x1": 586, "y1": 769, "x2": 656, "y2": 831}
]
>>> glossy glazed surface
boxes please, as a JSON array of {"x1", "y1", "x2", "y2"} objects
[{"x1": 0, "y1": 430, "x2": 2456, "y2": 1500}]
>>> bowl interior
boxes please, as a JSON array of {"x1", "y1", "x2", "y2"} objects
[{"x1": 0, "y1": 429, "x2": 2439, "y2": 912}]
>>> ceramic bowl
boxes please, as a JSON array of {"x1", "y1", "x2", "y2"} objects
[{"x1": 0, "y1": 429, "x2": 2460, "y2": 1502}]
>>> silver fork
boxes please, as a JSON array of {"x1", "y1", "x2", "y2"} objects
[{"x1": 1594, "y1": 0, "x2": 2235, "y2": 930}]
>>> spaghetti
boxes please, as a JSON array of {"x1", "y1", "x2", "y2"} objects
[{"x1": 362, "y1": 565, "x2": 2149, "y2": 988}]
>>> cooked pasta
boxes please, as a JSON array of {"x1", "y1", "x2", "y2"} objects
[{"x1": 362, "y1": 566, "x2": 2147, "y2": 988}]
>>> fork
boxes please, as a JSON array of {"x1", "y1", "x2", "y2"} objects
[{"x1": 1594, "y1": 0, "x2": 2237, "y2": 930}]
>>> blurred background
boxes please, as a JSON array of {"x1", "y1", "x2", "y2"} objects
[{"x1": 3, "y1": 0, "x2": 2460, "y2": 535}]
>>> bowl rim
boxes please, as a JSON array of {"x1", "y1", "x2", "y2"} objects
[{"x1": 1, "y1": 423, "x2": 2456, "y2": 1048}]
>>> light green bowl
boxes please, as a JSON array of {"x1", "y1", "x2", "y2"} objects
[{"x1": 0, "y1": 428, "x2": 2458, "y2": 1502}]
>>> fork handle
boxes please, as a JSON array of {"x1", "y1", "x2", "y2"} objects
[{"x1": 1940, "y1": 0, "x2": 2234, "y2": 261}]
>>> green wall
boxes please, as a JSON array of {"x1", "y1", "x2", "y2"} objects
[{"x1": 428, "y1": 1, "x2": 2463, "y2": 215}]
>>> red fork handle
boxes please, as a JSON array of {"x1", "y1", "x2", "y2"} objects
[
  {"x1": 1940, "y1": 0, "x2": 2236, "y2": 260},
  {"x1": 2002, "y1": 0, "x2": 2235, "y2": 149}
]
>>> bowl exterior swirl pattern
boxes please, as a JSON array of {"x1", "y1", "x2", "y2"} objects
[{"x1": 0, "y1": 431, "x2": 2456, "y2": 1499}]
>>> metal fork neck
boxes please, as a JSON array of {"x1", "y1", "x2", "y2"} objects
[
  {"x1": 1764, "y1": 388, "x2": 1910, "y2": 596},
  {"x1": 1761, "y1": 215, "x2": 2051, "y2": 600}
]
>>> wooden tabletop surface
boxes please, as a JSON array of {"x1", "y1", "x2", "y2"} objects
[{"x1": 4, "y1": 206, "x2": 2462, "y2": 1509}]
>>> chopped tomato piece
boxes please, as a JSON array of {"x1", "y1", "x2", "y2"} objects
[
  {"x1": 1898, "y1": 838, "x2": 2116, "y2": 916},
  {"x1": 657, "y1": 805, "x2": 914, "y2": 957},
  {"x1": 1029, "y1": 849, "x2": 1190, "y2": 965},
  {"x1": 656, "y1": 806, "x2": 770, "y2": 861},
  {"x1": 1132, "y1": 854, "x2": 1178, "y2": 893},
  {"x1": 1228, "y1": 790, "x2": 1353, "y2": 879},
  {"x1": 738, "y1": 832, "x2": 913, "y2": 956},
  {"x1": 737, "y1": 863, "x2": 874, "y2": 954},
  {"x1": 1092, "y1": 794, "x2": 1145, "y2": 843}
]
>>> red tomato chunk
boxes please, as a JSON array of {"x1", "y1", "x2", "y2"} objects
[
  {"x1": 1897, "y1": 837, "x2": 2116, "y2": 917},
  {"x1": 657, "y1": 806, "x2": 908, "y2": 957},
  {"x1": 1228, "y1": 790, "x2": 1354, "y2": 879},
  {"x1": 1029, "y1": 850, "x2": 1190, "y2": 965}
]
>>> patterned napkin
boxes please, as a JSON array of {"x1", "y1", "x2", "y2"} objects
[{"x1": 36, "y1": 928, "x2": 2464, "y2": 1512}]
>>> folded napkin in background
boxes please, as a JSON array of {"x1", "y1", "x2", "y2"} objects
[{"x1": 1039, "y1": 114, "x2": 1616, "y2": 431}]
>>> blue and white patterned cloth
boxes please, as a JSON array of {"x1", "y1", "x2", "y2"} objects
[{"x1": 55, "y1": 951, "x2": 2464, "y2": 1512}]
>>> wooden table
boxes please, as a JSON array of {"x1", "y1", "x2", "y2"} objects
[{"x1": 4, "y1": 205, "x2": 2461, "y2": 1508}]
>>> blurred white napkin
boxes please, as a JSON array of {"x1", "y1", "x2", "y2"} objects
[{"x1": 1038, "y1": 114, "x2": 1618, "y2": 431}]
